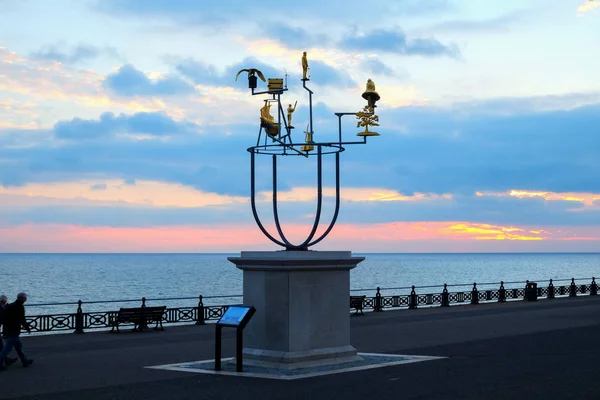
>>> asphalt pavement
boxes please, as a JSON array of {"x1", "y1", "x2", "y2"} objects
[{"x1": 1, "y1": 296, "x2": 599, "y2": 400}]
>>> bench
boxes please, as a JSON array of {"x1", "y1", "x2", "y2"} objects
[
  {"x1": 350, "y1": 295, "x2": 366, "y2": 315},
  {"x1": 110, "y1": 306, "x2": 166, "y2": 333}
]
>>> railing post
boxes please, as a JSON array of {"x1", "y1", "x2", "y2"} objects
[
  {"x1": 74, "y1": 300, "x2": 85, "y2": 334},
  {"x1": 374, "y1": 287, "x2": 383, "y2": 312},
  {"x1": 471, "y1": 282, "x2": 478, "y2": 305},
  {"x1": 140, "y1": 297, "x2": 148, "y2": 330},
  {"x1": 196, "y1": 295, "x2": 206, "y2": 325},
  {"x1": 591, "y1": 277, "x2": 597, "y2": 296},
  {"x1": 547, "y1": 279, "x2": 555, "y2": 299},
  {"x1": 408, "y1": 286, "x2": 417, "y2": 309},
  {"x1": 569, "y1": 278, "x2": 577, "y2": 297},
  {"x1": 441, "y1": 284, "x2": 450, "y2": 307},
  {"x1": 498, "y1": 281, "x2": 506, "y2": 303},
  {"x1": 523, "y1": 280, "x2": 530, "y2": 301}
]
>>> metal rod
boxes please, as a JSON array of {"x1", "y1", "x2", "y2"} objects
[
  {"x1": 251, "y1": 89, "x2": 288, "y2": 96},
  {"x1": 271, "y1": 154, "x2": 294, "y2": 248},
  {"x1": 300, "y1": 145, "x2": 324, "y2": 248},
  {"x1": 303, "y1": 80, "x2": 314, "y2": 142},
  {"x1": 236, "y1": 329, "x2": 243, "y2": 372},
  {"x1": 249, "y1": 151, "x2": 286, "y2": 247},
  {"x1": 308, "y1": 151, "x2": 341, "y2": 247},
  {"x1": 215, "y1": 325, "x2": 222, "y2": 371}
]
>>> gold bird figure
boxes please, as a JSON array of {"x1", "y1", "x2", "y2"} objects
[{"x1": 235, "y1": 68, "x2": 267, "y2": 82}]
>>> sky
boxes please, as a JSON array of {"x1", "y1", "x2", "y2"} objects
[{"x1": 0, "y1": 0, "x2": 599, "y2": 253}]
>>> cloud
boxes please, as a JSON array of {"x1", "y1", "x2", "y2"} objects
[
  {"x1": 360, "y1": 58, "x2": 401, "y2": 78},
  {"x1": 52, "y1": 111, "x2": 199, "y2": 140},
  {"x1": 90, "y1": 183, "x2": 107, "y2": 191},
  {"x1": 423, "y1": 12, "x2": 523, "y2": 34},
  {"x1": 260, "y1": 23, "x2": 332, "y2": 48},
  {"x1": 1, "y1": 222, "x2": 598, "y2": 253},
  {"x1": 174, "y1": 57, "x2": 282, "y2": 87},
  {"x1": 174, "y1": 56, "x2": 353, "y2": 88},
  {"x1": 308, "y1": 60, "x2": 356, "y2": 87},
  {"x1": 98, "y1": 0, "x2": 450, "y2": 25},
  {"x1": 104, "y1": 64, "x2": 196, "y2": 97},
  {"x1": 30, "y1": 44, "x2": 120, "y2": 64},
  {"x1": 2, "y1": 95, "x2": 600, "y2": 203},
  {"x1": 578, "y1": 0, "x2": 600, "y2": 13},
  {"x1": 339, "y1": 28, "x2": 459, "y2": 58}
]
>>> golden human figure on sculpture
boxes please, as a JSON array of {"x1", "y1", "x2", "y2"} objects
[
  {"x1": 287, "y1": 101, "x2": 297, "y2": 128},
  {"x1": 356, "y1": 105, "x2": 380, "y2": 137},
  {"x1": 302, "y1": 51, "x2": 309, "y2": 80}
]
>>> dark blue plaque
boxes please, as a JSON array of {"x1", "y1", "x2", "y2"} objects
[{"x1": 217, "y1": 306, "x2": 254, "y2": 327}]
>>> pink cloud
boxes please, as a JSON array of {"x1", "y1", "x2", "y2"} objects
[{"x1": 1, "y1": 222, "x2": 598, "y2": 253}]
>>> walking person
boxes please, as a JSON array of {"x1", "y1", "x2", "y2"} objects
[
  {"x1": 0, "y1": 292, "x2": 34, "y2": 371},
  {"x1": 0, "y1": 295, "x2": 18, "y2": 367}
]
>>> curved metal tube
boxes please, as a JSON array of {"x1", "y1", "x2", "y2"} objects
[
  {"x1": 249, "y1": 151, "x2": 286, "y2": 247},
  {"x1": 271, "y1": 154, "x2": 295, "y2": 248},
  {"x1": 299, "y1": 145, "x2": 324, "y2": 248},
  {"x1": 307, "y1": 151, "x2": 341, "y2": 248}
]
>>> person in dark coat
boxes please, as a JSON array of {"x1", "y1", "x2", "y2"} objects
[
  {"x1": 0, "y1": 295, "x2": 18, "y2": 367},
  {"x1": 0, "y1": 292, "x2": 34, "y2": 370}
]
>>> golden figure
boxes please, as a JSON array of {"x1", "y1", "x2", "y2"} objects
[
  {"x1": 366, "y1": 79, "x2": 376, "y2": 92},
  {"x1": 287, "y1": 101, "x2": 297, "y2": 127},
  {"x1": 302, "y1": 51, "x2": 309, "y2": 80},
  {"x1": 260, "y1": 100, "x2": 274, "y2": 124},
  {"x1": 301, "y1": 124, "x2": 314, "y2": 152},
  {"x1": 356, "y1": 105, "x2": 380, "y2": 136},
  {"x1": 268, "y1": 78, "x2": 284, "y2": 91},
  {"x1": 362, "y1": 78, "x2": 381, "y2": 108},
  {"x1": 235, "y1": 68, "x2": 266, "y2": 82}
]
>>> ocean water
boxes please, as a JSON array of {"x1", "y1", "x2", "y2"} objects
[{"x1": 1, "y1": 253, "x2": 599, "y2": 315}]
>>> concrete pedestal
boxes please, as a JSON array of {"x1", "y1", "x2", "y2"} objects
[{"x1": 227, "y1": 251, "x2": 365, "y2": 370}]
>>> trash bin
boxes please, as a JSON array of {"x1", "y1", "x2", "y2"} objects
[{"x1": 525, "y1": 282, "x2": 538, "y2": 301}]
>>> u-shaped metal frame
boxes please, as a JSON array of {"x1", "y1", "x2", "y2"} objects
[{"x1": 250, "y1": 145, "x2": 341, "y2": 250}]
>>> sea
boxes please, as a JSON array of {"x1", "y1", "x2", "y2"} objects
[{"x1": 1, "y1": 253, "x2": 599, "y2": 315}]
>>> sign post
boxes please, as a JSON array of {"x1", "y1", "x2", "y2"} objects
[{"x1": 214, "y1": 305, "x2": 256, "y2": 372}]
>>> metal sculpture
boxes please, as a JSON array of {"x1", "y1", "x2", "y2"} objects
[{"x1": 236, "y1": 51, "x2": 381, "y2": 250}]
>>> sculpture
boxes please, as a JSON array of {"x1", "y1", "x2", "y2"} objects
[
  {"x1": 287, "y1": 101, "x2": 297, "y2": 128},
  {"x1": 356, "y1": 105, "x2": 380, "y2": 137},
  {"x1": 302, "y1": 52, "x2": 309, "y2": 80},
  {"x1": 235, "y1": 68, "x2": 266, "y2": 82},
  {"x1": 260, "y1": 100, "x2": 274, "y2": 124},
  {"x1": 366, "y1": 79, "x2": 376, "y2": 92},
  {"x1": 235, "y1": 68, "x2": 266, "y2": 89},
  {"x1": 362, "y1": 78, "x2": 380, "y2": 108},
  {"x1": 234, "y1": 49, "x2": 382, "y2": 250}
]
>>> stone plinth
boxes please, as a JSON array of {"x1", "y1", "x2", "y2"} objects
[{"x1": 227, "y1": 251, "x2": 365, "y2": 370}]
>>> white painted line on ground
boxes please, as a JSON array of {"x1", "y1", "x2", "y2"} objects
[{"x1": 145, "y1": 353, "x2": 448, "y2": 380}]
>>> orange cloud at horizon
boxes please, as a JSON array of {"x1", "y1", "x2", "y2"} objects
[
  {"x1": 1, "y1": 221, "x2": 597, "y2": 253},
  {"x1": 477, "y1": 189, "x2": 600, "y2": 208}
]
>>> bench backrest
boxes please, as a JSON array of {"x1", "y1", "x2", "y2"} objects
[
  {"x1": 118, "y1": 306, "x2": 166, "y2": 317},
  {"x1": 350, "y1": 295, "x2": 366, "y2": 306}
]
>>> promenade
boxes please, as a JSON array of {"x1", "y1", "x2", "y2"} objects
[{"x1": 1, "y1": 296, "x2": 599, "y2": 399}]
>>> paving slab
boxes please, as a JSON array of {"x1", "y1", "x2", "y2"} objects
[{"x1": 1, "y1": 296, "x2": 598, "y2": 400}]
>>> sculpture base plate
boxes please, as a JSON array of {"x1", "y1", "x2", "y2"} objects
[{"x1": 243, "y1": 345, "x2": 362, "y2": 370}]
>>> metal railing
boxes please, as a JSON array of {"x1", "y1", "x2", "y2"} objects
[{"x1": 22, "y1": 277, "x2": 598, "y2": 334}]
